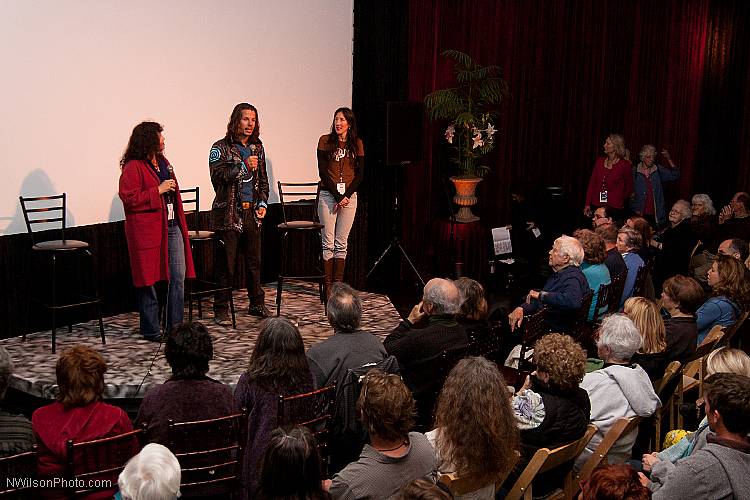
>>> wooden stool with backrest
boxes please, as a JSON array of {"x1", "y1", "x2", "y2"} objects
[{"x1": 277, "y1": 385, "x2": 337, "y2": 471}]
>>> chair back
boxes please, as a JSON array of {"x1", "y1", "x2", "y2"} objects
[
  {"x1": 19, "y1": 194, "x2": 67, "y2": 246},
  {"x1": 632, "y1": 261, "x2": 653, "y2": 298},
  {"x1": 466, "y1": 322, "x2": 503, "y2": 362},
  {"x1": 278, "y1": 385, "x2": 336, "y2": 455},
  {"x1": 654, "y1": 360, "x2": 682, "y2": 398},
  {"x1": 506, "y1": 423, "x2": 597, "y2": 500},
  {"x1": 591, "y1": 281, "x2": 612, "y2": 324},
  {"x1": 65, "y1": 427, "x2": 143, "y2": 497},
  {"x1": 180, "y1": 186, "x2": 201, "y2": 216},
  {"x1": 575, "y1": 416, "x2": 641, "y2": 486},
  {"x1": 0, "y1": 447, "x2": 37, "y2": 496},
  {"x1": 167, "y1": 409, "x2": 247, "y2": 497},
  {"x1": 721, "y1": 311, "x2": 749, "y2": 347},
  {"x1": 606, "y1": 271, "x2": 627, "y2": 313},
  {"x1": 568, "y1": 289, "x2": 594, "y2": 340},
  {"x1": 518, "y1": 308, "x2": 547, "y2": 371},
  {"x1": 438, "y1": 452, "x2": 519, "y2": 497},
  {"x1": 277, "y1": 181, "x2": 321, "y2": 226}
]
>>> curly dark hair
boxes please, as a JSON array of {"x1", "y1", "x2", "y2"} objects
[
  {"x1": 245, "y1": 317, "x2": 312, "y2": 392},
  {"x1": 455, "y1": 277, "x2": 488, "y2": 321},
  {"x1": 120, "y1": 121, "x2": 163, "y2": 168},
  {"x1": 56, "y1": 345, "x2": 107, "y2": 410},
  {"x1": 226, "y1": 103, "x2": 262, "y2": 144},
  {"x1": 357, "y1": 370, "x2": 415, "y2": 443},
  {"x1": 433, "y1": 357, "x2": 519, "y2": 487},
  {"x1": 533, "y1": 333, "x2": 587, "y2": 391},
  {"x1": 711, "y1": 255, "x2": 750, "y2": 310},
  {"x1": 165, "y1": 322, "x2": 213, "y2": 378},
  {"x1": 325, "y1": 107, "x2": 359, "y2": 155},
  {"x1": 573, "y1": 229, "x2": 607, "y2": 264}
]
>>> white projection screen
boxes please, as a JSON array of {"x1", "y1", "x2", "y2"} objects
[{"x1": 0, "y1": 0, "x2": 353, "y2": 235}]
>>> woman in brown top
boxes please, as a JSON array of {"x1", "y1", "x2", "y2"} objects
[{"x1": 317, "y1": 107, "x2": 364, "y2": 296}]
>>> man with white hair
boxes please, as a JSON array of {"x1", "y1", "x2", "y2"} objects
[
  {"x1": 385, "y1": 278, "x2": 467, "y2": 428},
  {"x1": 508, "y1": 235, "x2": 590, "y2": 333},
  {"x1": 576, "y1": 314, "x2": 661, "y2": 470}
]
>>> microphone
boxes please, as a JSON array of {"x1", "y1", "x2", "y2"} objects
[{"x1": 166, "y1": 163, "x2": 175, "y2": 203}]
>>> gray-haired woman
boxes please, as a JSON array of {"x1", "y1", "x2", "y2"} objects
[{"x1": 630, "y1": 145, "x2": 680, "y2": 229}]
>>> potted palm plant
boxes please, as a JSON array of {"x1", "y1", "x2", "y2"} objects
[{"x1": 424, "y1": 50, "x2": 509, "y2": 222}]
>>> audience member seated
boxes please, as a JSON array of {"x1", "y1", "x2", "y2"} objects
[
  {"x1": 616, "y1": 228, "x2": 645, "y2": 306},
  {"x1": 0, "y1": 346, "x2": 34, "y2": 457},
  {"x1": 32, "y1": 345, "x2": 138, "y2": 500},
  {"x1": 648, "y1": 373, "x2": 750, "y2": 499},
  {"x1": 328, "y1": 370, "x2": 438, "y2": 499},
  {"x1": 577, "y1": 315, "x2": 660, "y2": 469},
  {"x1": 641, "y1": 347, "x2": 750, "y2": 484},
  {"x1": 591, "y1": 206, "x2": 615, "y2": 230},
  {"x1": 624, "y1": 216, "x2": 655, "y2": 264},
  {"x1": 117, "y1": 443, "x2": 181, "y2": 500},
  {"x1": 307, "y1": 283, "x2": 389, "y2": 389},
  {"x1": 454, "y1": 277, "x2": 489, "y2": 329},
  {"x1": 509, "y1": 333, "x2": 590, "y2": 495},
  {"x1": 258, "y1": 426, "x2": 330, "y2": 500},
  {"x1": 690, "y1": 193, "x2": 718, "y2": 251},
  {"x1": 573, "y1": 229, "x2": 611, "y2": 321},
  {"x1": 398, "y1": 479, "x2": 453, "y2": 500},
  {"x1": 426, "y1": 357, "x2": 518, "y2": 499},
  {"x1": 630, "y1": 144, "x2": 680, "y2": 230},
  {"x1": 508, "y1": 235, "x2": 589, "y2": 333},
  {"x1": 651, "y1": 200, "x2": 698, "y2": 292},
  {"x1": 384, "y1": 278, "x2": 466, "y2": 429},
  {"x1": 696, "y1": 255, "x2": 748, "y2": 344},
  {"x1": 135, "y1": 322, "x2": 238, "y2": 445},
  {"x1": 718, "y1": 191, "x2": 750, "y2": 242},
  {"x1": 234, "y1": 317, "x2": 315, "y2": 499},
  {"x1": 659, "y1": 275, "x2": 704, "y2": 364},
  {"x1": 625, "y1": 297, "x2": 667, "y2": 380},
  {"x1": 596, "y1": 224, "x2": 627, "y2": 280},
  {"x1": 579, "y1": 463, "x2": 650, "y2": 500}
]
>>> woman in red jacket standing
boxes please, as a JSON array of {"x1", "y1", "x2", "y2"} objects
[
  {"x1": 118, "y1": 122, "x2": 195, "y2": 341},
  {"x1": 584, "y1": 133, "x2": 633, "y2": 224}
]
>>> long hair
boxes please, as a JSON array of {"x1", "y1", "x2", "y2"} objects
[
  {"x1": 433, "y1": 357, "x2": 519, "y2": 487},
  {"x1": 56, "y1": 345, "x2": 107, "y2": 410},
  {"x1": 325, "y1": 107, "x2": 359, "y2": 154},
  {"x1": 627, "y1": 216, "x2": 652, "y2": 249},
  {"x1": 257, "y1": 426, "x2": 329, "y2": 500},
  {"x1": 624, "y1": 297, "x2": 666, "y2": 354},
  {"x1": 120, "y1": 121, "x2": 163, "y2": 168},
  {"x1": 226, "y1": 103, "x2": 262, "y2": 144},
  {"x1": 245, "y1": 317, "x2": 311, "y2": 391},
  {"x1": 455, "y1": 277, "x2": 488, "y2": 321},
  {"x1": 607, "y1": 133, "x2": 626, "y2": 159},
  {"x1": 712, "y1": 254, "x2": 750, "y2": 310}
]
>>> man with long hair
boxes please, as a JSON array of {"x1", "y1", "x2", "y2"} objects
[{"x1": 209, "y1": 103, "x2": 271, "y2": 321}]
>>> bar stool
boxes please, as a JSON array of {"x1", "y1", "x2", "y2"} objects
[
  {"x1": 276, "y1": 182, "x2": 325, "y2": 316},
  {"x1": 19, "y1": 194, "x2": 105, "y2": 353},
  {"x1": 180, "y1": 187, "x2": 236, "y2": 328}
]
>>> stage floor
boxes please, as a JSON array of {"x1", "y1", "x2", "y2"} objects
[{"x1": 1, "y1": 282, "x2": 402, "y2": 400}]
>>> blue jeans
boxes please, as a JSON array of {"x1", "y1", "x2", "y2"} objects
[
  {"x1": 318, "y1": 190, "x2": 357, "y2": 260},
  {"x1": 137, "y1": 224, "x2": 186, "y2": 338}
]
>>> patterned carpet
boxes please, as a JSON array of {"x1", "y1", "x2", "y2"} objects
[{"x1": 1, "y1": 282, "x2": 402, "y2": 400}]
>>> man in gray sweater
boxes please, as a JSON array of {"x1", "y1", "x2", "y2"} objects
[{"x1": 649, "y1": 373, "x2": 750, "y2": 499}]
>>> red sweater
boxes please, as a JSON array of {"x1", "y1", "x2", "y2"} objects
[{"x1": 585, "y1": 156, "x2": 633, "y2": 209}]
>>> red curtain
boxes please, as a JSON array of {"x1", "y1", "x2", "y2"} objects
[{"x1": 402, "y1": 0, "x2": 747, "y2": 267}]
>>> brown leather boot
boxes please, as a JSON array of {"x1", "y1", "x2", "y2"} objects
[
  {"x1": 323, "y1": 258, "x2": 334, "y2": 299},
  {"x1": 333, "y1": 257, "x2": 346, "y2": 284}
]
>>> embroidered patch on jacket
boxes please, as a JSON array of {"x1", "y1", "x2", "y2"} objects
[{"x1": 209, "y1": 147, "x2": 221, "y2": 162}]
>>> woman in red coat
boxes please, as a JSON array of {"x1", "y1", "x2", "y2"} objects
[
  {"x1": 584, "y1": 133, "x2": 633, "y2": 224},
  {"x1": 118, "y1": 122, "x2": 195, "y2": 341}
]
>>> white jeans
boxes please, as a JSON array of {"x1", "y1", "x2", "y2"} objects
[{"x1": 318, "y1": 190, "x2": 357, "y2": 260}]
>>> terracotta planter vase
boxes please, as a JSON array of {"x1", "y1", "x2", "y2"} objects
[{"x1": 450, "y1": 175, "x2": 482, "y2": 223}]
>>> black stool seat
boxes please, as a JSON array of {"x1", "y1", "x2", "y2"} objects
[
  {"x1": 186, "y1": 230, "x2": 216, "y2": 241},
  {"x1": 33, "y1": 239, "x2": 90, "y2": 251},
  {"x1": 278, "y1": 221, "x2": 325, "y2": 230}
]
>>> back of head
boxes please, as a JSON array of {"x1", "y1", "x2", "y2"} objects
[
  {"x1": 399, "y1": 479, "x2": 453, "y2": 500},
  {"x1": 0, "y1": 347, "x2": 12, "y2": 400},
  {"x1": 56, "y1": 345, "x2": 107, "y2": 410},
  {"x1": 423, "y1": 278, "x2": 460, "y2": 316},
  {"x1": 165, "y1": 322, "x2": 213, "y2": 378},
  {"x1": 618, "y1": 227, "x2": 642, "y2": 252},
  {"x1": 706, "y1": 347, "x2": 750, "y2": 378},
  {"x1": 627, "y1": 218, "x2": 651, "y2": 247},
  {"x1": 662, "y1": 275, "x2": 705, "y2": 314},
  {"x1": 454, "y1": 277, "x2": 488, "y2": 321},
  {"x1": 595, "y1": 224, "x2": 618, "y2": 244},
  {"x1": 728, "y1": 238, "x2": 750, "y2": 262},
  {"x1": 533, "y1": 333, "x2": 587, "y2": 391},
  {"x1": 327, "y1": 283, "x2": 362, "y2": 333},
  {"x1": 357, "y1": 370, "x2": 415, "y2": 442},
  {"x1": 703, "y1": 373, "x2": 750, "y2": 435},
  {"x1": 434, "y1": 357, "x2": 518, "y2": 485},
  {"x1": 573, "y1": 229, "x2": 606, "y2": 264},
  {"x1": 623, "y1": 297, "x2": 666, "y2": 354},
  {"x1": 258, "y1": 426, "x2": 325, "y2": 499},
  {"x1": 596, "y1": 314, "x2": 643, "y2": 362},
  {"x1": 581, "y1": 463, "x2": 650, "y2": 500},
  {"x1": 248, "y1": 316, "x2": 311, "y2": 390},
  {"x1": 118, "y1": 443, "x2": 181, "y2": 500}
]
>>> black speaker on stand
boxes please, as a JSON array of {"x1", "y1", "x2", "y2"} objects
[{"x1": 366, "y1": 102, "x2": 425, "y2": 286}]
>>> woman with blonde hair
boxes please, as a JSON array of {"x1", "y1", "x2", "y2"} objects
[
  {"x1": 584, "y1": 134, "x2": 633, "y2": 222},
  {"x1": 427, "y1": 357, "x2": 519, "y2": 499},
  {"x1": 624, "y1": 297, "x2": 667, "y2": 379}
]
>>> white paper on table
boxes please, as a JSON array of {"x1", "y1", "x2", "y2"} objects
[{"x1": 492, "y1": 226, "x2": 513, "y2": 255}]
